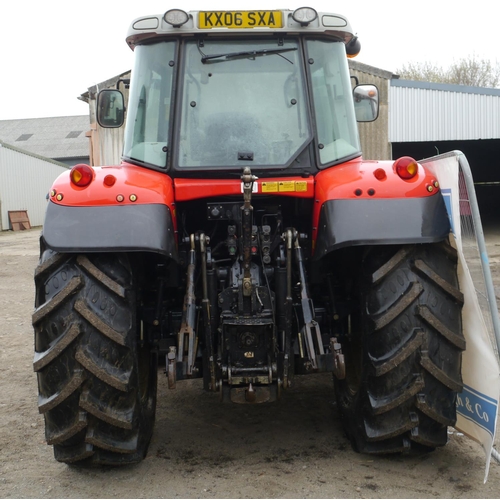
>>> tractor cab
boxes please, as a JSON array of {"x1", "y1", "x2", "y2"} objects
[{"x1": 98, "y1": 7, "x2": 378, "y2": 175}]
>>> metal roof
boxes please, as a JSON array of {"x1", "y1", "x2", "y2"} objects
[
  {"x1": 389, "y1": 80, "x2": 500, "y2": 143},
  {"x1": 391, "y1": 79, "x2": 500, "y2": 97},
  {"x1": 0, "y1": 115, "x2": 90, "y2": 160},
  {"x1": 0, "y1": 140, "x2": 69, "y2": 168}
]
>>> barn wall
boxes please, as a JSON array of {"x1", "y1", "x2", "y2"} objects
[
  {"x1": 0, "y1": 142, "x2": 68, "y2": 230},
  {"x1": 349, "y1": 60, "x2": 393, "y2": 160},
  {"x1": 390, "y1": 80, "x2": 500, "y2": 143}
]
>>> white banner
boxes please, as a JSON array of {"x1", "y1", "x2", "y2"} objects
[{"x1": 424, "y1": 154, "x2": 500, "y2": 482}]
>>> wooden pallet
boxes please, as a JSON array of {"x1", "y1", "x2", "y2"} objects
[{"x1": 8, "y1": 210, "x2": 31, "y2": 231}]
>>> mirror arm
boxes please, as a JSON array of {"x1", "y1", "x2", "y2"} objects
[{"x1": 116, "y1": 78, "x2": 131, "y2": 90}]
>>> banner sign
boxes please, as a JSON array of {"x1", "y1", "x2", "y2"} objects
[
  {"x1": 457, "y1": 385, "x2": 497, "y2": 437},
  {"x1": 423, "y1": 153, "x2": 500, "y2": 482}
]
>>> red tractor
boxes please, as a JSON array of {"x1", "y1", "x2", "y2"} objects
[{"x1": 33, "y1": 7, "x2": 464, "y2": 465}]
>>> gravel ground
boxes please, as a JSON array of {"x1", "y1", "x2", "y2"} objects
[{"x1": 0, "y1": 227, "x2": 499, "y2": 498}]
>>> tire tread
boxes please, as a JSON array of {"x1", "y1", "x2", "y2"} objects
[{"x1": 34, "y1": 253, "x2": 157, "y2": 465}]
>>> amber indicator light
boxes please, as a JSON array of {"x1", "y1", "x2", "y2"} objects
[{"x1": 394, "y1": 156, "x2": 419, "y2": 180}]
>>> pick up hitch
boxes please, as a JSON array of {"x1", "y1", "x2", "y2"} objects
[
  {"x1": 285, "y1": 230, "x2": 341, "y2": 374},
  {"x1": 168, "y1": 235, "x2": 197, "y2": 389},
  {"x1": 288, "y1": 229, "x2": 325, "y2": 370},
  {"x1": 241, "y1": 166, "x2": 258, "y2": 299},
  {"x1": 168, "y1": 232, "x2": 217, "y2": 391}
]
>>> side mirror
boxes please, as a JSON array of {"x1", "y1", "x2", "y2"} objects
[
  {"x1": 353, "y1": 84, "x2": 379, "y2": 122},
  {"x1": 97, "y1": 89, "x2": 125, "y2": 128}
]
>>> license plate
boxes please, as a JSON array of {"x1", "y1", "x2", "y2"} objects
[{"x1": 199, "y1": 11, "x2": 283, "y2": 29}]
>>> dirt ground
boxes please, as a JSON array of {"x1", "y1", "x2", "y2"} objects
[{"x1": 1, "y1": 227, "x2": 500, "y2": 499}]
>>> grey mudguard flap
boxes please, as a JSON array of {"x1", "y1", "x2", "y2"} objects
[
  {"x1": 42, "y1": 202, "x2": 177, "y2": 259},
  {"x1": 314, "y1": 194, "x2": 450, "y2": 260}
]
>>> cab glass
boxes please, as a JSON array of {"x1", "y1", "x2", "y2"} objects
[{"x1": 177, "y1": 38, "x2": 311, "y2": 168}]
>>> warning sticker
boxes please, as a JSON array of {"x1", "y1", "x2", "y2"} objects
[
  {"x1": 296, "y1": 181, "x2": 307, "y2": 192},
  {"x1": 262, "y1": 181, "x2": 278, "y2": 193},
  {"x1": 260, "y1": 180, "x2": 310, "y2": 193},
  {"x1": 279, "y1": 181, "x2": 295, "y2": 192}
]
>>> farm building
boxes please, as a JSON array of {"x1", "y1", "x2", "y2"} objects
[
  {"x1": 389, "y1": 79, "x2": 500, "y2": 217},
  {"x1": 0, "y1": 115, "x2": 91, "y2": 231},
  {"x1": 0, "y1": 116, "x2": 90, "y2": 166},
  {"x1": 0, "y1": 141, "x2": 68, "y2": 230}
]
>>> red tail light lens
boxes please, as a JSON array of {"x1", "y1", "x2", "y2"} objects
[
  {"x1": 103, "y1": 174, "x2": 116, "y2": 186},
  {"x1": 70, "y1": 164, "x2": 93, "y2": 187},
  {"x1": 394, "y1": 156, "x2": 419, "y2": 180}
]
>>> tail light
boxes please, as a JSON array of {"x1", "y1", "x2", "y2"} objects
[
  {"x1": 103, "y1": 174, "x2": 116, "y2": 186},
  {"x1": 70, "y1": 164, "x2": 94, "y2": 187},
  {"x1": 394, "y1": 156, "x2": 419, "y2": 180}
]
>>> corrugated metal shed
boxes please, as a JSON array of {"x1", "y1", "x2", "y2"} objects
[
  {"x1": 0, "y1": 140, "x2": 68, "y2": 230},
  {"x1": 0, "y1": 116, "x2": 90, "y2": 164},
  {"x1": 390, "y1": 80, "x2": 500, "y2": 143}
]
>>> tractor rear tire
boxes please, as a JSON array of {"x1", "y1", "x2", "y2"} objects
[
  {"x1": 33, "y1": 251, "x2": 157, "y2": 465},
  {"x1": 335, "y1": 241, "x2": 465, "y2": 453}
]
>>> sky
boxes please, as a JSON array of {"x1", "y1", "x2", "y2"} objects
[{"x1": 1, "y1": 0, "x2": 499, "y2": 120}]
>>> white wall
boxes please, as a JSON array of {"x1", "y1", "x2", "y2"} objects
[
  {"x1": 0, "y1": 143, "x2": 68, "y2": 230},
  {"x1": 390, "y1": 82, "x2": 500, "y2": 143}
]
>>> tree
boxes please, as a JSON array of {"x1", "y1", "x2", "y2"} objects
[{"x1": 396, "y1": 55, "x2": 500, "y2": 88}]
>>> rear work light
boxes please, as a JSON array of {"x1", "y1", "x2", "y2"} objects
[
  {"x1": 70, "y1": 164, "x2": 94, "y2": 187},
  {"x1": 163, "y1": 9, "x2": 189, "y2": 27},
  {"x1": 292, "y1": 7, "x2": 318, "y2": 25},
  {"x1": 394, "y1": 156, "x2": 419, "y2": 180}
]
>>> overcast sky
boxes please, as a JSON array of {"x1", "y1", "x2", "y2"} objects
[{"x1": 2, "y1": 0, "x2": 498, "y2": 120}]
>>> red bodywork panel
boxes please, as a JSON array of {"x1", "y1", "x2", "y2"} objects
[
  {"x1": 312, "y1": 157, "x2": 439, "y2": 244},
  {"x1": 50, "y1": 162, "x2": 177, "y2": 235},
  {"x1": 50, "y1": 163, "x2": 175, "y2": 207},
  {"x1": 50, "y1": 158, "x2": 439, "y2": 253},
  {"x1": 174, "y1": 176, "x2": 315, "y2": 201}
]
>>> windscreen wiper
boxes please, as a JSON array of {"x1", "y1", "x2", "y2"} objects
[{"x1": 201, "y1": 47, "x2": 298, "y2": 63}]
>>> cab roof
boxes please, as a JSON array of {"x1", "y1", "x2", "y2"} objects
[{"x1": 126, "y1": 8, "x2": 355, "y2": 50}]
